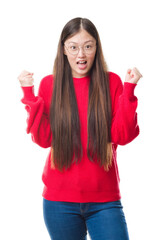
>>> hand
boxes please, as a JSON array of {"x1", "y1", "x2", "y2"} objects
[
  {"x1": 125, "y1": 67, "x2": 143, "y2": 84},
  {"x1": 18, "y1": 70, "x2": 34, "y2": 86}
]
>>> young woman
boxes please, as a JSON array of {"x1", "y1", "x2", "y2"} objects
[{"x1": 18, "y1": 17, "x2": 142, "y2": 240}]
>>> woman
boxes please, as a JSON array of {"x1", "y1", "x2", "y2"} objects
[{"x1": 18, "y1": 17, "x2": 142, "y2": 240}]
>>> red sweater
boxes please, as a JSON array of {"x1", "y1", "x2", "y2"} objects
[{"x1": 21, "y1": 72, "x2": 139, "y2": 203}]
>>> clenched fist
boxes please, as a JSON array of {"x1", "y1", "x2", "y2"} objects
[
  {"x1": 18, "y1": 70, "x2": 34, "y2": 87},
  {"x1": 125, "y1": 67, "x2": 143, "y2": 84}
]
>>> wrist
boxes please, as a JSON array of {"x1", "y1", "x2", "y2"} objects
[
  {"x1": 21, "y1": 85, "x2": 36, "y2": 101},
  {"x1": 20, "y1": 82, "x2": 34, "y2": 87},
  {"x1": 124, "y1": 80, "x2": 138, "y2": 84}
]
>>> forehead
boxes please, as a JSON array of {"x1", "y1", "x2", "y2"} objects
[{"x1": 65, "y1": 29, "x2": 96, "y2": 45}]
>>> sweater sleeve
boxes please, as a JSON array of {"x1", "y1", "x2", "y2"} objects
[
  {"x1": 21, "y1": 79, "x2": 52, "y2": 148},
  {"x1": 111, "y1": 75, "x2": 140, "y2": 145}
]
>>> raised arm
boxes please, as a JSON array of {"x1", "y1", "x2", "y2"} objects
[
  {"x1": 18, "y1": 71, "x2": 52, "y2": 148},
  {"x1": 110, "y1": 68, "x2": 142, "y2": 145}
]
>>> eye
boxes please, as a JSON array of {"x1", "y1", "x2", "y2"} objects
[
  {"x1": 85, "y1": 44, "x2": 92, "y2": 49},
  {"x1": 70, "y1": 45, "x2": 77, "y2": 51}
]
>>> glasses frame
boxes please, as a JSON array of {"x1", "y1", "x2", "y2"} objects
[{"x1": 64, "y1": 42, "x2": 97, "y2": 56}]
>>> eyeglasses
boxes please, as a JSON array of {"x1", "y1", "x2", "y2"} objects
[{"x1": 64, "y1": 42, "x2": 96, "y2": 56}]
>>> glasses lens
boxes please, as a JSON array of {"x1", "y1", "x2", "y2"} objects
[
  {"x1": 84, "y1": 44, "x2": 95, "y2": 54},
  {"x1": 67, "y1": 44, "x2": 78, "y2": 55}
]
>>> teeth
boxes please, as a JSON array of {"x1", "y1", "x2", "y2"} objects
[{"x1": 77, "y1": 61, "x2": 87, "y2": 64}]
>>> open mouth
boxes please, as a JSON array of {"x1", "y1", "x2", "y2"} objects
[{"x1": 77, "y1": 60, "x2": 87, "y2": 65}]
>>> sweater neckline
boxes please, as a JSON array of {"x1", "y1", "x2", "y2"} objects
[{"x1": 73, "y1": 75, "x2": 90, "y2": 82}]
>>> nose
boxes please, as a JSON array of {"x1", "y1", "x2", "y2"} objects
[{"x1": 77, "y1": 46, "x2": 86, "y2": 57}]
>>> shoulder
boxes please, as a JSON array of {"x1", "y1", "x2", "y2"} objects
[
  {"x1": 107, "y1": 72, "x2": 124, "y2": 101},
  {"x1": 108, "y1": 71, "x2": 123, "y2": 87},
  {"x1": 39, "y1": 74, "x2": 53, "y2": 89},
  {"x1": 38, "y1": 74, "x2": 53, "y2": 94}
]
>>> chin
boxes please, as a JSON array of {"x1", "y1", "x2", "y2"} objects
[{"x1": 74, "y1": 69, "x2": 90, "y2": 78}]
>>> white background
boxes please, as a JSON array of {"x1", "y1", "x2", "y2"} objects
[{"x1": 0, "y1": 0, "x2": 158, "y2": 239}]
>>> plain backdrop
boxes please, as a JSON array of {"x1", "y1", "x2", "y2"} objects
[{"x1": 0, "y1": 0, "x2": 158, "y2": 239}]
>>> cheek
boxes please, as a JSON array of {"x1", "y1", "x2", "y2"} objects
[
  {"x1": 88, "y1": 55, "x2": 96, "y2": 66},
  {"x1": 67, "y1": 56, "x2": 76, "y2": 67}
]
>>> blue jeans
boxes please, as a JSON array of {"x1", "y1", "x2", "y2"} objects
[{"x1": 43, "y1": 198, "x2": 130, "y2": 240}]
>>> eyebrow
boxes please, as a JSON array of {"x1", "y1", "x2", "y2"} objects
[{"x1": 68, "y1": 40, "x2": 94, "y2": 44}]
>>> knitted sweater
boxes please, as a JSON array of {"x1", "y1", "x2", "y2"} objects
[{"x1": 21, "y1": 72, "x2": 139, "y2": 203}]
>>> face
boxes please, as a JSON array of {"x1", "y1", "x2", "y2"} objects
[{"x1": 64, "y1": 29, "x2": 96, "y2": 78}]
